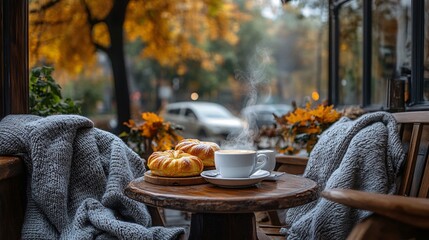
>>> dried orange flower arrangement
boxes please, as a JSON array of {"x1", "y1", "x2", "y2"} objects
[
  {"x1": 120, "y1": 112, "x2": 183, "y2": 158},
  {"x1": 274, "y1": 102, "x2": 342, "y2": 155}
]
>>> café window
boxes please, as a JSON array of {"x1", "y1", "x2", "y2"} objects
[
  {"x1": 338, "y1": 0, "x2": 363, "y2": 106},
  {"x1": 330, "y1": 0, "x2": 429, "y2": 110}
]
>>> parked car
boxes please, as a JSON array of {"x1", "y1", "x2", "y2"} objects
[
  {"x1": 241, "y1": 104, "x2": 293, "y2": 128},
  {"x1": 162, "y1": 101, "x2": 245, "y2": 141}
]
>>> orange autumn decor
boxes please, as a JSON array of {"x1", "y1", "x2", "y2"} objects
[
  {"x1": 120, "y1": 112, "x2": 183, "y2": 157},
  {"x1": 275, "y1": 102, "x2": 342, "y2": 155}
]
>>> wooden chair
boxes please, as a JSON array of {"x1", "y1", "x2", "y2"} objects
[
  {"x1": 259, "y1": 111, "x2": 429, "y2": 239},
  {"x1": 322, "y1": 111, "x2": 429, "y2": 239}
]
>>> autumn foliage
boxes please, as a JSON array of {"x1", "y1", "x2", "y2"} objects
[
  {"x1": 29, "y1": 0, "x2": 249, "y2": 133},
  {"x1": 120, "y1": 112, "x2": 183, "y2": 157},
  {"x1": 29, "y1": 0, "x2": 249, "y2": 75},
  {"x1": 274, "y1": 102, "x2": 342, "y2": 155}
]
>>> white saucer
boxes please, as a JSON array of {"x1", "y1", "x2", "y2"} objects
[
  {"x1": 201, "y1": 170, "x2": 270, "y2": 188},
  {"x1": 264, "y1": 171, "x2": 286, "y2": 181}
]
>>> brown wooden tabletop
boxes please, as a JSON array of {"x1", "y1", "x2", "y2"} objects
[{"x1": 125, "y1": 173, "x2": 318, "y2": 240}]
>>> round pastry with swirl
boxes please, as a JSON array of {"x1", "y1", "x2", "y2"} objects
[
  {"x1": 175, "y1": 139, "x2": 220, "y2": 167},
  {"x1": 147, "y1": 149, "x2": 204, "y2": 177}
]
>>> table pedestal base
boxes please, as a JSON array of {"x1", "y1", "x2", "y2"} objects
[{"x1": 188, "y1": 212, "x2": 257, "y2": 240}]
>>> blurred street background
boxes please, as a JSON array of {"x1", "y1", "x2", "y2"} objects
[{"x1": 29, "y1": 0, "x2": 329, "y2": 137}]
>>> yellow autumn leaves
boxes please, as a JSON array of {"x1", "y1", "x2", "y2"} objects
[
  {"x1": 121, "y1": 112, "x2": 183, "y2": 156},
  {"x1": 29, "y1": 0, "x2": 249, "y2": 76},
  {"x1": 276, "y1": 102, "x2": 342, "y2": 155},
  {"x1": 285, "y1": 102, "x2": 341, "y2": 131}
]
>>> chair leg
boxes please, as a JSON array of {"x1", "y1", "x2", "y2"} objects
[
  {"x1": 255, "y1": 211, "x2": 270, "y2": 223},
  {"x1": 147, "y1": 206, "x2": 166, "y2": 226},
  {"x1": 267, "y1": 210, "x2": 282, "y2": 226}
]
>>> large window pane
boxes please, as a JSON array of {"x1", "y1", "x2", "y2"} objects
[
  {"x1": 29, "y1": 0, "x2": 331, "y2": 140},
  {"x1": 372, "y1": 0, "x2": 407, "y2": 107},
  {"x1": 338, "y1": 0, "x2": 363, "y2": 105}
]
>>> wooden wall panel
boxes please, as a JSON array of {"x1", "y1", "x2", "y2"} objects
[
  {"x1": 0, "y1": 0, "x2": 28, "y2": 119},
  {"x1": 0, "y1": 0, "x2": 4, "y2": 117},
  {"x1": 0, "y1": 0, "x2": 28, "y2": 238}
]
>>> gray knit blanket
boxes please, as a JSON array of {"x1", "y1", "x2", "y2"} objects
[
  {"x1": 0, "y1": 114, "x2": 184, "y2": 239},
  {"x1": 283, "y1": 111, "x2": 405, "y2": 240}
]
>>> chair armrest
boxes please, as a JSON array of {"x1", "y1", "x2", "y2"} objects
[
  {"x1": 347, "y1": 214, "x2": 429, "y2": 240},
  {"x1": 321, "y1": 188, "x2": 429, "y2": 229}
]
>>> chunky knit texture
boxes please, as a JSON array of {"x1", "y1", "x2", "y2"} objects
[
  {"x1": 0, "y1": 114, "x2": 184, "y2": 240},
  {"x1": 283, "y1": 111, "x2": 405, "y2": 240}
]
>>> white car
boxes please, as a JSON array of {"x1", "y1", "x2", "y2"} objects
[{"x1": 162, "y1": 101, "x2": 245, "y2": 141}]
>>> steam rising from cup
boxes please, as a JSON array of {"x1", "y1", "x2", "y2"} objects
[{"x1": 221, "y1": 47, "x2": 272, "y2": 150}]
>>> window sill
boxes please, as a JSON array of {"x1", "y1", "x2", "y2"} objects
[{"x1": 0, "y1": 156, "x2": 24, "y2": 181}]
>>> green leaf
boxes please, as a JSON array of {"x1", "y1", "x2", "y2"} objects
[{"x1": 29, "y1": 66, "x2": 82, "y2": 116}]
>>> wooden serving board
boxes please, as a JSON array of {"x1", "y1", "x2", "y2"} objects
[{"x1": 144, "y1": 171, "x2": 207, "y2": 186}]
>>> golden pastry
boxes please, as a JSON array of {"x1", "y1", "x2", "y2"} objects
[
  {"x1": 147, "y1": 149, "x2": 204, "y2": 177},
  {"x1": 175, "y1": 139, "x2": 220, "y2": 167}
]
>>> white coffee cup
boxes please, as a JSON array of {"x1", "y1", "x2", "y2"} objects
[
  {"x1": 214, "y1": 150, "x2": 267, "y2": 178},
  {"x1": 257, "y1": 149, "x2": 276, "y2": 172}
]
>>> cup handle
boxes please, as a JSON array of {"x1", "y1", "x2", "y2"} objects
[{"x1": 251, "y1": 153, "x2": 268, "y2": 175}]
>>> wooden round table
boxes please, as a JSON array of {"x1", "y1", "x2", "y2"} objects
[{"x1": 125, "y1": 173, "x2": 318, "y2": 240}]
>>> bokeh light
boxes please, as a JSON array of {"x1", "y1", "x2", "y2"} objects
[
  {"x1": 191, "y1": 92, "x2": 199, "y2": 101},
  {"x1": 311, "y1": 91, "x2": 319, "y2": 101}
]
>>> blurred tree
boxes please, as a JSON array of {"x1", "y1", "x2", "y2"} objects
[
  {"x1": 30, "y1": 0, "x2": 247, "y2": 133},
  {"x1": 124, "y1": 0, "x2": 269, "y2": 110},
  {"x1": 268, "y1": 2, "x2": 329, "y2": 105},
  {"x1": 170, "y1": 0, "x2": 274, "y2": 106}
]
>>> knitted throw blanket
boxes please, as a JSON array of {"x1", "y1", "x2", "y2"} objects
[
  {"x1": 283, "y1": 112, "x2": 405, "y2": 240},
  {"x1": 0, "y1": 115, "x2": 184, "y2": 239}
]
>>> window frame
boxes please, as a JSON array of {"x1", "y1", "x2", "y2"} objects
[{"x1": 329, "y1": 0, "x2": 429, "y2": 110}]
